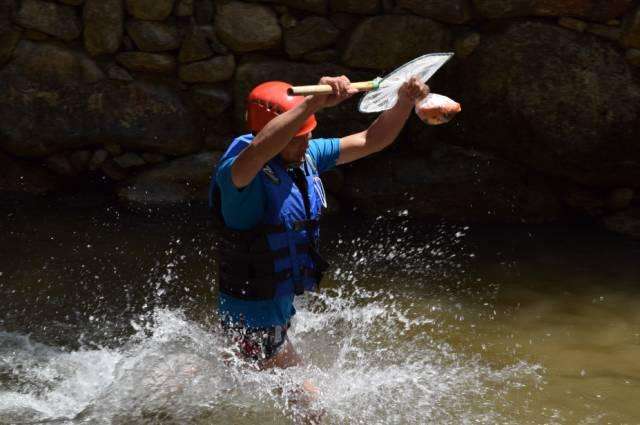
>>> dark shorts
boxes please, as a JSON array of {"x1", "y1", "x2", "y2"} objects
[{"x1": 221, "y1": 321, "x2": 290, "y2": 362}]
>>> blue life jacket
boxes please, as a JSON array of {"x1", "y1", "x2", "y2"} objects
[{"x1": 209, "y1": 135, "x2": 329, "y2": 300}]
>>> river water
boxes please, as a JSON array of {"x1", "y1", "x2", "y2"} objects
[{"x1": 1, "y1": 200, "x2": 639, "y2": 424}]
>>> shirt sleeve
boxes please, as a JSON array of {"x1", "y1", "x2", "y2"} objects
[
  {"x1": 307, "y1": 138, "x2": 341, "y2": 173},
  {"x1": 215, "y1": 155, "x2": 265, "y2": 230}
]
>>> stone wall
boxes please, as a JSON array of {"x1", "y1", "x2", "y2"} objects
[{"x1": 1, "y1": 0, "x2": 640, "y2": 235}]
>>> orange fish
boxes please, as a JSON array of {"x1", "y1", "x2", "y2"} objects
[{"x1": 414, "y1": 93, "x2": 461, "y2": 125}]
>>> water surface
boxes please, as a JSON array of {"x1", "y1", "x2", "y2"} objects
[{"x1": 1, "y1": 201, "x2": 639, "y2": 424}]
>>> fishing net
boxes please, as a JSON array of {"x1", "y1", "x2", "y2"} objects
[{"x1": 358, "y1": 53, "x2": 453, "y2": 113}]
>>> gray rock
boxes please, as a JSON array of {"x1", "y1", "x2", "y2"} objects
[
  {"x1": 126, "y1": 20, "x2": 180, "y2": 52},
  {"x1": 100, "y1": 159, "x2": 127, "y2": 180},
  {"x1": 89, "y1": 149, "x2": 109, "y2": 170},
  {"x1": 58, "y1": 0, "x2": 85, "y2": 5},
  {"x1": 606, "y1": 188, "x2": 635, "y2": 211},
  {"x1": 329, "y1": 13, "x2": 362, "y2": 31},
  {"x1": 116, "y1": 52, "x2": 176, "y2": 74},
  {"x1": 454, "y1": 32, "x2": 480, "y2": 58},
  {"x1": 342, "y1": 144, "x2": 562, "y2": 223},
  {"x1": 233, "y1": 58, "x2": 376, "y2": 136},
  {"x1": 190, "y1": 84, "x2": 232, "y2": 117},
  {"x1": 46, "y1": 154, "x2": 75, "y2": 176},
  {"x1": 561, "y1": 185, "x2": 605, "y2": 216},
  {"x1": 284, "y1": 17, "x2": 339, "y2": 58},
  {"x1": 397, "y1": 0, "x2": 471, "y2": 24},
  {"x1": 15, "y1": 0, "x2": 81, "y2": 41},
  {"x1": 104, "y1": 143, "x2": 123, "y2": 156},
  {"x1": 22, "y1": 29, "x2": 49, "y2": 41},
  {"x1": 113, "y1": 152, "x2": 146, "y2": 168},
  {"x1": 472, "y1": 0, "x2": 634, "y2": 22},
  {"x1": 126, "y1": 0, "x2": 175, "y2": 21},
  {"x1": 627, "y1": 48, "x2": 640, "y2": 66},
  {"x1": 215, "y1": 2, "x2": 281, "y2": 52},
  {"x1": 280, "y1": 13, "x2": 297, "y2": 29},
  {"x1": 118, "y1": 151, "x2": 222, "y2": 205},
  {"x1": 175, "y1": 0, "x2": 193, "y2": 17},
  {"x1": 586, "y1": 23, "x2": 622, "y2": 42},
  {"x1": 603, "y1": 208, "x2": 640, "y2": 239},
  {"x1": 178, "y1": 54, "x2": 235, "y2": 83},
  {"x1": 106, "y1": 63, "x2": 133, "y2": 81},
  {"x1": 558, "y1": 17, "x2": 587, "y2": 32},
  {"x1": 6, "y1": 41, "x2": 103, "y2": 85},
  {"x1": 0, "y1": 151, "x2": 59, "y2": 194},
  {"x1": 141, "y1": 152, "x2": 166, "y2": 163},
  {"x1": 194, "y1": 0, "x2": 214, "y2": 25},
  {"x1": 84, "y1": 0, "x2": 123, "y2": 56},
  {"x1": 622, "y1": 5, "x2": 640, "y2": 48},
  {"x1": 303, "y1": 48, "x2": 338, "y2": 63},
  {"x1": 330, "y1": 0, "x2": 380, "y2": 15},
  {"x1": 343, "y1": 15, "x2": 451, "y2": 70},
  {"x1": 69, "y1": 149, "x2": 91, "y2": 172},
  {"x1": 0, "y1": 48, "x2": 200, "y2": 156},
  {"x1": 179, "y1": 25, "x2": 213, "y2": 63},
  {"x1": 449, "y1": 21, "x2": 640, "y2": 187},
  {"x1": 0, "y1": 29, "x2": 20, "y2": 66}
]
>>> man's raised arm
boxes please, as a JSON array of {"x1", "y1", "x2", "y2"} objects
[{"x1": 337, "y1": 77, "x2": 429, "y2": 166}]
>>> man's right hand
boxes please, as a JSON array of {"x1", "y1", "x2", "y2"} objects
[{"x1": 307, "y1": 75, "x2": 358, "y2": 109}]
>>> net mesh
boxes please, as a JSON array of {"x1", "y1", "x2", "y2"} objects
[{"x1": 358, "y1": 53, "x2": 454, "y2": 113}]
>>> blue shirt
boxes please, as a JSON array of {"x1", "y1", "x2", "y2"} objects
[{"x1": 215, "y1": 134, "x2": 341, "y2": 328}]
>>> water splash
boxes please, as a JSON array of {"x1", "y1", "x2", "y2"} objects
[{"x1": 0, "y1": 290, "x2": 542, "y2": 424}]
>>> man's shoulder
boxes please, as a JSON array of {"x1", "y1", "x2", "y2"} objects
[{"x1": 222, "y1": 133, "x2": 254, "y2": 159}]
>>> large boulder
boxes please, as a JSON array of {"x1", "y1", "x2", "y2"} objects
[
  {"x1": 448, "y1": 21, "x2": 640, "y2": 188},
  {"x1": 126, "y1": 20, "x2": 180, "y2": 52},
  {"x1": 341, "y1": 144, "x2": 562, "y2": 223},
  {"x1": 233, "y1": 58, "x2": 377, "y2": 137},
  {"x1": 0, "y1": 42, "x2": 199, "y2": 157},
  {"x1": 215, "y1": 1, "x2": 281, "y2": 52},
  {"x1": 342, "y1": 15, "x2": 451, "y2": 70},
  {"x1": 15, "y1": 0, "x2": 81, "y2": 41},
  {"x1": 472, "y1": 0, "x2": 634, "y2": 22},
  {"x1": 178, "y1": 54, "x2": 235, "y2": 83},
  {"x1": 116, "y1": 51, "x2": 176, "y2": 74},
  {"x1": 83, "y1": 0, "x2": 123, "y2": 56},
  {"x1": 118, "y1": 151, "x2": 221, "y2": 205},
  {"x1": 4, "y1": 41, "x2": 103, "y2": 85},
  {"x1": 125, "y1": 0, "x2": 175, "y2": 21},
  {"x1": 179, "y1": 25, "x2": 215, "y2": 63},
  {"x1": 190, "y1": 84, "x2": 232, "y2": 118},
  {"x1": 284, "y1": 17, "x2": 339, "y2": 58},
  {"x1": 397, "y1": 0, "x2": 471, "y2": 24}
]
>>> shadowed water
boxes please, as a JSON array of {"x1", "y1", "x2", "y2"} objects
[{"x1": 1, "y1": 201, "x2": 639, "y2": 424}]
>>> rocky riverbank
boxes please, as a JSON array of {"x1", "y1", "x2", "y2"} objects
[{"x1": 1, "y1": 0, "x2": 639, "y2": 237}]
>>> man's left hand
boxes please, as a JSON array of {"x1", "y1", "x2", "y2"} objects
[{"x1": 397, "y1": 76, "x2": 429, "y2": 106}]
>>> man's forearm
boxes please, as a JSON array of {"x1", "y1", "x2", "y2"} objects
[
  {"x1": 231, "y1": 96, "x2": 323, "y2": 188},
  {"x1": 363, "y1": 99, "x2": 414, "y2": 152}
]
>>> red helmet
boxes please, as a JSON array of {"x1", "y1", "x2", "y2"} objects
[{"x1": 246, "y1": 81, "x2": 317, "y2": 137}]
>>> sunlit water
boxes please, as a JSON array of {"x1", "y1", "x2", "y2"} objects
[{"x1": 1, "y1": 200, "x2": 639, "y2": 424}]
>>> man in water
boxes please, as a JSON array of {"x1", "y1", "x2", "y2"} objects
[{"x1": 209, "y1": 75, "x2": 428, "y2": 371}]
